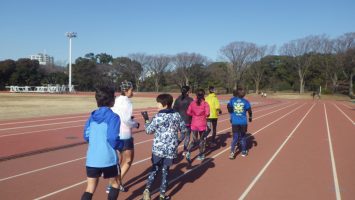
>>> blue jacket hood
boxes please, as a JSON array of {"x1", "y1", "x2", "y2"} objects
[{"x1": 91, "y1": 107, "x2": 113, "y2": 124}]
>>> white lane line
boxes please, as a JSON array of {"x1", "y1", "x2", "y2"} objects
[
  {"x1": 0, "y1": 139, "x2": 153, "y2": 182},
  {"x1": 0, "y1": 102, "x2": 286, "y2": 138},
  {"x1": 146, "y1": 103, "x2": 305, "y2": 200},
  {"x1": 3, "y1": 102, "x2": 294, "y2": 182},
  {"x1": 0, "y1": 109, "x2": 158, "y2": 132},
  {"x1": 0, "y1": 125, "x2": 83, "y2": 138},
  {"x1": 238, "y1": 103, "x2": 315, "y2": 200},
  {"x1": 0, "y1": 157, "x2": 85, "y2": 182},
  {"x1": 0, "y1": 120, "x2": 87, "y2": 131},
  {"x1": 324, "y1": 104, "x2": 342, "y2": 200},
  {"x1": 341, "y1": 102, "x2": 352, "y2": 109},
  {"x1": 0, "y1": 107, "x2": 156, "y2": 126},
  {"x1": 333, "y1": 103, "x2": 355, "y2": 125},
  {"x1": 32, "y1": 102, "x2": 299, "y2": 200}
]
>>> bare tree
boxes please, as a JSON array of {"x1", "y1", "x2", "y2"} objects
[
  {"x1": 148, "y1": 55, "x2": 171, "y2": 92},
  {"x1": 279, "y1": 35, "x2": 325, "y2": 93},
  {"x1": 128, "y1": 53, "x2": 152, "y2": 92},
  {"x1": 220, "y1": 41, "x2": 258, "y2": 89},
  {"x1": 333, "y1": 32, "x2": 355, "y2": 96},
  {"x1": 248, "y1": 45, "x2": 276, "y2": 93},
  {"x1": 172, "y1": 52, "x2": 207, "y2": 87}
]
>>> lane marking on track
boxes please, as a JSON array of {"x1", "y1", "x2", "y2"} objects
[
  {"x1": 0, "y1": 110, "x2": 158, "y2": 131},
  {"x1": 333, "y1": 103, "x2": 355, "y2": 125},
  {"x1": 341, "y1": 102, "x2": 353, "y2": 109},
  {"x1": 2, "y1": 102, "x2": 294, "y2": 182},
  {"x1": 0, "y1": 139, "x2": 154, "y2": 182},
  {"x1": 0, "y1": 101, "x2": 287, "y2": 138},
  {"x1": 0, "y1": 107, "x2": 157, "y2": 126},
  {"x1": 32, "y1": 102, "x2": 298, "y2": 200},
  {"x1": 146, "y1": 103, "x2": 305, "y2": 200},
  {"x1": 238, "y1": 103, "x2": 314, "y2": 200},
  {"x1": 324, "y1": 104, "x2": 342, "y2": 200},
  {"x1": 0, "y1": 125, "x2": 83, "y2": 138}
]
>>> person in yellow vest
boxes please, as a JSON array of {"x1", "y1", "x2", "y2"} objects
[{"x1": 205, "y1": 86, "x2": 222, "y2": 147}]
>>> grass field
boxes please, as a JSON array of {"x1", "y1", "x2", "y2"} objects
[
  {"x1": 0, "y1": 93, "x2": 157, "y2": 121},
  {"x1": 0, "y1": 92, "x2": 351, "y2": 121}
]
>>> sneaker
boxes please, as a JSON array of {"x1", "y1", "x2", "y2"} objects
[
  {"x1": 142, "y1": 189, "x2": 151, "y2": 200},
  {"x1": 229, "y1": 152, "x2": 235, "y2": 160},
  {"x1": 241, "y1": 150, "x2": 248, "y2": 157},
  {"x1": 119, "y1": 184, "x2": 126, "y2": 192},
  {"x1": 159, "y1": 194, "x2": 170, "y2": 200},
  {"x1": 197, "y1": 154, "x2": 205, "y2": 161},
  {"x1": 106, "y1": 185, "x2": 111, "y2": 194},
  {"x1": 182, "y1": 151, "x2": 187, "y2": 156},
  {"x1": 185, "y1": 152, "x2": 191, "y2": 163}
]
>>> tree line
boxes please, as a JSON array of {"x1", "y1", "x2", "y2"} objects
[{"x1": 0, "y1": 32, "x2": 354, "y2": 96}]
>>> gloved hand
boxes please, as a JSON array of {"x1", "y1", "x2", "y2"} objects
[
  {"x1": 249, "y1": 117, "x2": 252, "y2": 122},
  {"x1": 141, "y1": 111, "x2": 149, "y2": 123},
  {"x1": 218, "y1": 109, "x2": 222, "y2": 115},
  {"x1": 136, "y1": 122, "x2": 140, "y2": 129}
]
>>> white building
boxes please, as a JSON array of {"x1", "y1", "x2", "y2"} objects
[{"x1": 30, "y1": 53, "x2": 54, "y2": 65}]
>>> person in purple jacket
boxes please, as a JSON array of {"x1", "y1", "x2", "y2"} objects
[
  {"x1": 81, "y1": 85, "x2": 123, "y2": 200},
  {"x1": 185, "y1": 89, "x2": 210, "y2": 162}
]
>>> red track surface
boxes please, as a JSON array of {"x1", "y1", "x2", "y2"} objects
[{"x1": 0, "y1": 97, "x2": 354, "y2": 200}]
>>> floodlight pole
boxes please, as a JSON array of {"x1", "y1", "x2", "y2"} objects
[{"x1": 66, "y1": 32, "x2": 77, "y2": 93}]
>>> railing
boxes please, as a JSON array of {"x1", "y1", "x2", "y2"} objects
[{"x1": 5, "y1": 85, "x2": 75, "y2": 93}]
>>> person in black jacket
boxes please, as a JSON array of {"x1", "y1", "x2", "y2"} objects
[{"x1": 173, "y1": 86, "x2": 193, "y2": 155}]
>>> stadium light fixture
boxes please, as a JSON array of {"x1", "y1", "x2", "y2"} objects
[{"x1": 66, "y1": 32, "x2": 77, "y2": 92}]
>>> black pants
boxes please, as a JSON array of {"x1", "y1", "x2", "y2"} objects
[{"x1": 207, "y1": 118, "x2": 218, "y2": 142}]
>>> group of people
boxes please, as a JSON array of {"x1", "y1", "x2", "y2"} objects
[{"x1": 80, "y1": 81, "x2": 253, "y2": 200}]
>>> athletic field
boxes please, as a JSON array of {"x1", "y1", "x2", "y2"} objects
[{"x1": 0, "y1": 93, "x2": 354, "y2": 200}]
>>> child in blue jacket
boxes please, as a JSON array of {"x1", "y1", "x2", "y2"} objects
[
  {"x1": 227, "y1": 88, "x2": 252, "y2": 159},
  {"x1": 81, "y1": 85, "x2": 122, "y2": 200}
]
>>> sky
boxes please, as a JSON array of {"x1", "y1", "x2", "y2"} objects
[{"x1": 0, "y1": 0, "x2": 355, "y2": 66}]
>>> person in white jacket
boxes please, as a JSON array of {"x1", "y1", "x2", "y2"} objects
[{"x1": 109, "y1": 80, "x2": 139, "y2": 192}]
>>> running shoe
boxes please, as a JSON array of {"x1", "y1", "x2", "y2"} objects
[
  {"x1": 197, "y1": 154, "x2": 205, "y2": 161},
  {"x1": 241, "y1": 150, "x2": 248, "y2": 157},
  {"x1": 159, "y1": 194, "x2": 170, "y2": 200},
  {"x1": 185, "y1": 152, "x2": 191, "y2": 163},
  {"x1": 182, "y1": 151, "x2": 187, "y2": 156},
  {"x1": 229, "y1": 152, "x2": 235, "y2": 160},
  {"x1": 119, "y1": 184, "x2": 126, "y2": 192},
  {"x1": 142, "y1": 189, "x2": 151, "y2": 200},
  {"x1": 106, "y1": 185, "x2": 111, "y2": 194}
]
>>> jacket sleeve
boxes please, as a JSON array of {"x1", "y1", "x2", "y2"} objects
[
  {"x1": 173, "y1": 98, "x2": 179, "y2": 111},
  {"x1": 145, "y1": 115, "x2": 158, "y2": 135},
  {"x1": 118, "y1": 101, "x2": 139, "y2": 128},
  {"x1": 187, "y1": 103, "x2": 193, "y2": 116},
  {"x1": 205, "y1": 102, "x2": 210, "y2": 117},
  {"x1": 107, "y1": 114, "x2": 122, "y2": 150},
  {"x1": 227, "y1": 99, "x2": 234, "y2": 113},
  {"x1": 83, "y1": 117, "x2": 91, "y2": 142},
  {"x1": 215, "y1": 97, "x2": 221, "y2": 110}
]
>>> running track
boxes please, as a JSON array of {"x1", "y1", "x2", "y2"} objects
[{"x1": 0, "y1": 98, "x2": 354, "y2": 199}]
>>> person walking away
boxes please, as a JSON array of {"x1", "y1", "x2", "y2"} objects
[
  {"x1": 173, "y1": 86, "x2": 193, "y2": 155},
  {"x1": 205, "y1": 86, "x2": 222, "y2": 147},
  {"x1": 141, "y1": 94, "x2": 187, "y2": 200},
  {"x1": 227, "y1": 88, "x2": 252, "y2": 159},
  {"x1": 81, "y1": 85, "x2": 123, "y2": 200},
  {"x1": 185, "y1": 89, "x2": 210, "y2": 162},
  {"x1": 109, "y1": 80, "x2": 140, "y2": 192}
]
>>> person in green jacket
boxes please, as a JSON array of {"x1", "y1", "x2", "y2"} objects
[{"x1": 205, "y1": 86, "x2": 222, "y2": 147}]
